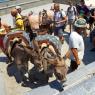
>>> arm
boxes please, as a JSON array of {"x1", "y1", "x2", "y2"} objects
[
  {"x1": 58, "y1": 16, "x2": 67, "y2": 23},
  {"x1": 64, "y1": 50, "x2": 71, "y2": 59},
  {"x1": 3, "y1": 23, "x2": 10, "y2": 32},
  {"x1": 71, "y1": 48, "x2": 80, "y2": 65},
  {"x1": 56, "y1": 11, "x2": 67, "y2": 24}
]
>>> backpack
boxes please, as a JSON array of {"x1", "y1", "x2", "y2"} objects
[
  {"x1": 54, "y1": 11, "x2": 64, "y2": 20},
  {"x1": 67, "y1": 6, "x2": 77, "y2": 16},
  {"x1": 54, "y1": 11, "x2": 67, "y2": 30}
]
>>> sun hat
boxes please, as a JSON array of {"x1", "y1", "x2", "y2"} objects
[{"x1": 74, "y1": 18, "x2": 87, "y2": 28}]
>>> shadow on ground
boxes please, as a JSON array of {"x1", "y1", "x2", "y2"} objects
[
  {"x1": 7, "y1": 63, "x2": 23, "y2": 83},
  {"x1": 7, "y1": 63, "x2": 64, "y2": 91},
  {"x1": 83, "y1": 37, "x2": 95, "y2": 65}
]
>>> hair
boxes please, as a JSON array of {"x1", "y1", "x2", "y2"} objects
[
  {"x1": 80, "y1": 0, "x2": 85, "y2": 3},
  {"x1": 74, "y1": 25, "x2": 86, "y2": 32},
  {"x1": 39, "y1": 24, "x2": 48, "y2": 31},
  {"x1": 68, "y1": 1, "x2": 72, "y2": 4},
  {"x1": 54, "y1": 3, "x2": 60, "y2": 8}
]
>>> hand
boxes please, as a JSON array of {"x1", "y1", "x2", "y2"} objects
[
  {"x1": 76, "y1": 59, "x2": 81, "y2": 65},
  {"x1": 56, "y1": 21, "x2": 60, "y2": 24}
]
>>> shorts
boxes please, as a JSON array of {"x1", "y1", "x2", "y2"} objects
[
  {"x1": 68, "y1": 19, "x2": 75, "y2": 24},
  {"x1": 54, "y1": 26, "x2": 64, "y2": 37},
  {"x1": 70, "y1": 60, "x2": 78, "y2": 71}
]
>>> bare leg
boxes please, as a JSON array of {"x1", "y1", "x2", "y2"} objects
[{"x1": 70, "y1": 24, "x2": 72, "y2": 33}]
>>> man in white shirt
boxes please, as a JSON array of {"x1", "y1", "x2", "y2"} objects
[{"x1": 64, "y1": 18, "x2": 87, "y2": 72}]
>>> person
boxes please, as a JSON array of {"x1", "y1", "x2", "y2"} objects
[
  {"x1": 90, "y1": 27, "x2": 95, "y2": 51},
  {"x1": 0, "y1": 17, "x2": 10, "y2": 33},
  {"x1": 12, "y1": 6, "x2": 22, "y2": 28},
  {"x1": 16, "y1": 5, "x2": 26, "y2": 20},
  {"x1": 64, "y1": 18, "x2": 87, "y2": 72},
  {"x1": 67, "y1": 1, "x2": 77, "y2": 33},
  {"x1": 0, "y1": 17, "x2": 10, "y2": 49},
  {"x1": 11, "y1": 8, "x2": 24, "y2": 30},
  {"x1": 28, "y1": 12, "x2": 39, "y2": 32},
  {"x1": 53, "y1": 3, "x2": 67, "y2": 44},
  {"x1": 77, "y1": 0, "x2": 90, "y2": 23},
  {"x1": 28, "y1": 11, "x2": 33, "y2": 16},
  {"x1": 16, "y1": 6, "x2": 22, "y2": 15},
  {"x1": 88, "y1": 8, "x2": 95, "y2": 31}
]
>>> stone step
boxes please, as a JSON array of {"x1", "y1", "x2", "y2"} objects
[
  {"x1": 24, "y1": 61, "x2": 95, "y2": 95},
  {"x1": 59, "y1": 75, "x2": 95, "y2": 95}
]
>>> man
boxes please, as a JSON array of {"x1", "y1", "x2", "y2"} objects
[
  {"x1": 64, "y1": 18, "x2": 87, "y2": 71},
  {"x1": 28, "y1": 12, "x2": 40, "y2": 31},
  {"x1": 89, "y1": 8, "x2": 95, "y2": 31},
  {"x1": 16, "y1": 6, "x2": 22, "y2": 15},
  {"x1": 11, "y1": 8, "x2": 24, "y2": 30},
  {"x1": 16, "y1": 5, "x2": 25, "y2": 19},
  {"x1": 90, "y1": 27, "x2": 95, "y2": 51},
  {"x1": 53, "y1": 3, "x2": 67, "y2": 43},
  {"x1": 0, "y1": 17, "x2": 10, "y2": 33},
  {"x1": 0, "y1": 17, "x2": 10, "y2": 48},
  {"x1": 67, "y1": 1, "x2": 77, "y2": 33},
  {"x1": 78, "y1": 0, "x2": 90, "y2": 23}
]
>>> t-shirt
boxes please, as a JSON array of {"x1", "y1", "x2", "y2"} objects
[
  {"x1": 78, "y1": 5, "x2": 89, "y2": 16},
  {"x1": 69, "y1": 31, "x2": 84, "y2": 60},
  {"x1": 54, "y1": 11, "x2": 66, "y2": 27},
  {"x1": 16, "y1": 13, "x2": 24, "y2": 30},
  {"x1": 67, "y1": 6, "x2": 76, "y2": 20}
]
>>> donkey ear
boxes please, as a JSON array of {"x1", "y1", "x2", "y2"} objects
[{"x1": 32, "y1": 39, "x2": 39, "y2": 49}]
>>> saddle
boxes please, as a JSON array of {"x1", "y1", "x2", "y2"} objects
[{"x1": 3, "y1": 31, "x2": 29, "y2": 55}]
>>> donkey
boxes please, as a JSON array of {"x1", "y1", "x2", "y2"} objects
[{"x1": 40, "y1": 44, "x2": 67, "y2": 83}]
